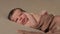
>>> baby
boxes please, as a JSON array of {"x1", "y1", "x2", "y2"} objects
[{"x1": 8, "y1": 8, "x2": 60, "y2": 34}]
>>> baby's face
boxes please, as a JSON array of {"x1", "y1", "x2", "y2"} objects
[{"x1": 10, "y1": 9, "x2": 29, "y2": 25}]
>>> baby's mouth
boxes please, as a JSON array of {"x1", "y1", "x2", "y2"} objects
[
  {"x1": 21, "y1": 18, "x2": 25, "y2": 24},
  {"x1": 21, "y1": 18, "x2": 28, "y2": 25}
]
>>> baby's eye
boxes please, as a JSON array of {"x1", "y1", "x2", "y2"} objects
[
  {"x1": 15, "y1": 18, "x2": 18, "y2": 22},
  {"x1": 19, "y1": 13, "x2": 23, "y2": 16}
]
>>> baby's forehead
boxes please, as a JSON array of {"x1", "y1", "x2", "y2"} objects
[
  {"x1": 13, "y1": 10, "x2": 22, "y2": 15},
  {"x1": 10, "y1": 11, "x2": 19, "y2": 19}
]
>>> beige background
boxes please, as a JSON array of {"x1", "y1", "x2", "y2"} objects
[{"x1": 0, "y1": 0, "x2": 60, "y2": 34}]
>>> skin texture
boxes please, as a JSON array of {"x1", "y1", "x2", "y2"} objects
[{"x1": 10, "y1": 9, "x2": 60, "y2": 34}]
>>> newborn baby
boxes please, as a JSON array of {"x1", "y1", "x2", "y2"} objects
[{"x1": 8, "y1": 8, "x2": 60, "y2": 34}]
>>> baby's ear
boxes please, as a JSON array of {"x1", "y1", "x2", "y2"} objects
[{"x1": 41, "y1": 10, "x2": 48, "y2": 15}]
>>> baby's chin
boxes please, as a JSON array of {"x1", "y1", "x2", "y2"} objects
[{"x1": 24, "y1": 21, "x2": 32, "y2": 27}]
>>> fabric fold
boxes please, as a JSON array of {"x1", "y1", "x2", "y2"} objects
[{"x1": 37, "y1": 14, "x2": 55, "y2": 33}]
